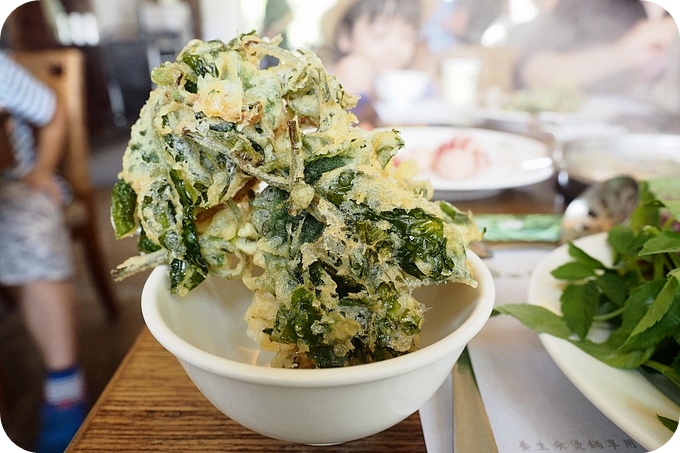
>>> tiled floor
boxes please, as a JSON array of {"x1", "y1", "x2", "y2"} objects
[{"x1": 0, "y1": 129, "x2": 148, "y2": 451}]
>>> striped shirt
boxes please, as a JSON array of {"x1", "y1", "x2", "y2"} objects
[
  {"x1": 0, "y1": 54, "x2": 75, "y2": 283},
  {"x1": 0, "y1": 51, "x2": 57, "y2": 179}
]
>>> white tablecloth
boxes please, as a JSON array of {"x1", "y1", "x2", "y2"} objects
[{"x1": 419, "y1": 247, "x2": 648, "y2": 453}]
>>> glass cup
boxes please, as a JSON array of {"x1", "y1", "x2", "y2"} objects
[{"x1": 440, "y1": 57, "x2": 482, "y2": 107}]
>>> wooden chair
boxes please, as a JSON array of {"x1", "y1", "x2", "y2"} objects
[{"x1": 10, "y1": 48, "x2": 120, "y2": 321}]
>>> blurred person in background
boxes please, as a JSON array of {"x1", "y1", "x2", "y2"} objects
[
  {"x1": 0, "y1": 51, "x2": 87, "y2": 453},
  {"x1": 489, "y1": 0, "x2": 560, "y2": 48},
  {"x1": 512, "y1": 0, "x2": 678, "y2": 103},
  {"x1": 318, "y1": 0, "x2": 424, "y2": 126},
  {"x1": 422, "y1": 0, "x2": 504, "y2": 52}
]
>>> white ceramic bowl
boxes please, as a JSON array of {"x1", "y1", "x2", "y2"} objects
[
  {"x1": 374, "y1": 69, "x2": 431, "y2": 106},
  {"x1": 141, "y1": 251, "x2": 494, "y2": 445}
]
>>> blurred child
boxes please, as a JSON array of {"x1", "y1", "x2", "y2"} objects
[
  {"x1": 0, "y1": 51, "x2": 87, "y2": 453},
  {"x1": 320, "y1": 0, "x2": 423, "y2": 126}
]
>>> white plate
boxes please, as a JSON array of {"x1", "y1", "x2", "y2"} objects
[
  {"x1": 475, "y1": 95, "x2": 656, "y2": 126},
  {"x1": 527, "y1": 233, "x2": 680, "y2": 451},
  {"x1": 393, "y1": 126, "x2": 553, "y2": 200}
]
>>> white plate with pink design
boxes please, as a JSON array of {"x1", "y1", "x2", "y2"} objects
[{"x1": 391, "y1": 126, "x2": 553, "y2": 200}]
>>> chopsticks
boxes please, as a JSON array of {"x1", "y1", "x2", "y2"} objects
[{"x1": 452, "y1": 347, "x2": 499, "y2": 453}]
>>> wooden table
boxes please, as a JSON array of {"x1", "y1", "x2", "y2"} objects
[
  {"x1": 66, "y1": 327, "x2": 427, "y2": 452},
  {"x1": 453, "y1": 177, "x2": 564, "y2": 215},
  {"x1": 66, "y1": 178, "x2": 561, "y2": 452}
]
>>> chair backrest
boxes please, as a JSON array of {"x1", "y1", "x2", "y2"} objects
[{"x1": 11, "y1": 48, "x2": 92, "y2": 200}]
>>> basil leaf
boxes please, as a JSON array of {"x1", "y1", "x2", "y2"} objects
[
  {"x1": 111, "y1": 180, "x2": 137, "y2": 238},
  {"x1": 624, "y1": 276, "x2": 680, "y2": 350},
  {"x1": 570, "y1": 338, "x2": 653, "y2": 369},
  {"x1": 615, "y1": 280, "x2": 667, "y2": 342},
  {"x1": 561, "y1": 281, "x2": 599, "y2": 340},
  {"x1": 551, "y1": 262, "x2": 597, "y2": 280},
  {"x1": 567, "y1": 242, "x2": 606, "y2": 269},
  {"x1": 657, "y1": 415, "x2": 679, "y2": 433},
  {"x1": 640, "y1": 231, "x2": 680, "y2": 256},
  {"x1": 595, "y1": 271, "x2": 627, "y2": 307},
  {"x1": 648, "y1": 177, "x2": 680, "y2": 221},
  {"x1": 493, "y1": 305, "x2": 573, "y2": 339}
]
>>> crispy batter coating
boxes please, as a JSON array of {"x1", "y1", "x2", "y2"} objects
[{"x1": 111, "y1": 33, "x2": 482, "y2": 368}]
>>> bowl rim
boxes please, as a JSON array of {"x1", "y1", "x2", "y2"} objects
[{"x1": 141, "y1": 251, "x2": 495, "y2": 387}]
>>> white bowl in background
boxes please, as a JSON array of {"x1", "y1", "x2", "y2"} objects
[
  {"x1": 141, "y1": 251, "x2": 494, "y2": 445},
  {"x1": 374, "y1": 69, "x2": 431, "y2": 106}
]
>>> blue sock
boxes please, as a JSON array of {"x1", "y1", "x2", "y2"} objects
[{"x1": 36, "y1": 366, "x2": 88, "y2": 453}]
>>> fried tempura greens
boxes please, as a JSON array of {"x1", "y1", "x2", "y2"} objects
[{"x1": 111, "y1": 33, "x2": 482, "y2": 368}]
